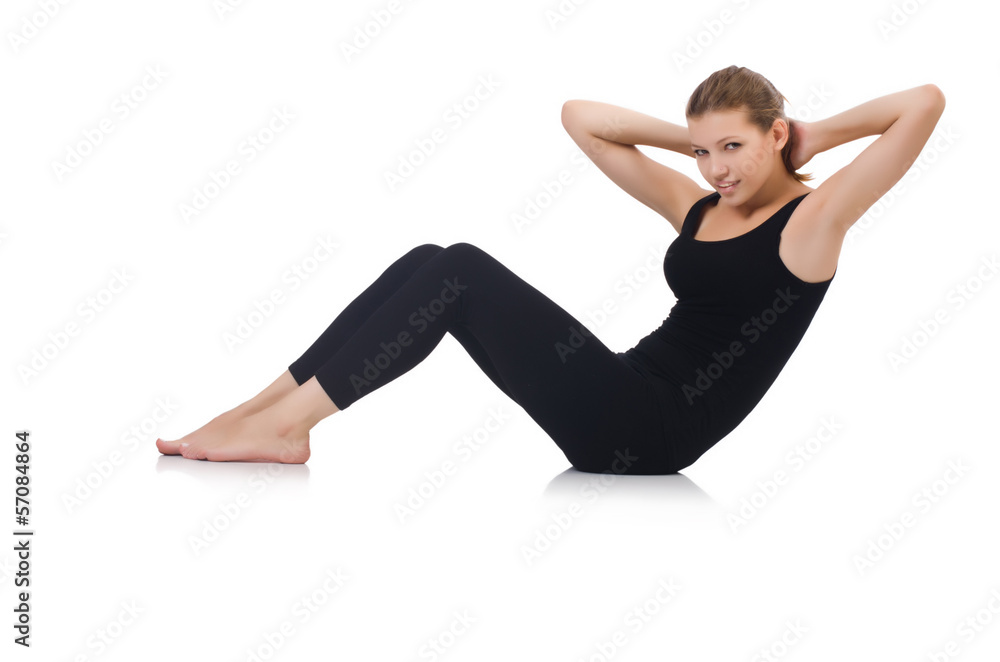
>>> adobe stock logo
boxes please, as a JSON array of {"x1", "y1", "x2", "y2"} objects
[
  {"x1": 348, "y1": 277, "x2": 466, "y2": 397},
  {"x1": 682, "y1": 287, "x2": 800, "y2": 404}
]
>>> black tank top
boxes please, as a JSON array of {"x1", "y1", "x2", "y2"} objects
[{"x1": 620, "y1": 191, "x2": 835, "y2": 467}]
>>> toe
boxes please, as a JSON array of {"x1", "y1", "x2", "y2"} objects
[{"x1": 156, "y1": 438, "x2": 182, "y2": 455}]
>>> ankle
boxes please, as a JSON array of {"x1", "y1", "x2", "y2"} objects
[
  {"x1": 277, "y1": 418, "x2": 311, "y2": 441},
  {"x1": 271, "y1": 378, "x2": 337, "y2": 433},
  {"x1": 238, "y1": 371, "x2": 301, "y2": 418}
]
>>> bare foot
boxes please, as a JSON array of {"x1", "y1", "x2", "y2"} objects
[
  {"x1": 156, "y1": 408, "x2": 240, "y2": 456},
  {"x1": 157, "y1": 375, "x2": 335, "y2": 464},
  {"x1": 175, "y1": 408, "x2": 310, "y2": 463},
  {"x1": 157, "y1": 370, "x2": 302, "y2": 457}
]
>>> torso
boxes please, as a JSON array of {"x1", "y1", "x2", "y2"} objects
[{"x1": 687, "y1": 187, "x2": 841, "y2": 283}]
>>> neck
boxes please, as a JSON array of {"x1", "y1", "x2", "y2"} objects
[{"x1": 720, "y1": 172, "x2": 809, "y2": 219}]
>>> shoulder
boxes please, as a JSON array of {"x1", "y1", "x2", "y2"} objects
[
  {"x1": 675, "y1": 188, "x2": 717, "y2": 232},
  {"x1": 663, "y1": 185, "x2": 716, "y2": 235},
  {"x1": 782, "y1": 185, "x2": 821, "y2": 229}
]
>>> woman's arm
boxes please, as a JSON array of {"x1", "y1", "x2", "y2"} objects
[
  {"x1": 794, "y1": 84, "x2": 946, "y2": 233},
  {"x1": 795, "y1": 85, "x2": 942, "y2": 164},
  {"x1": 563, "y1": 100, "x2": 697, "y2": 157},
  {"x1": 561, "y1": 100, "x2": 707, "y2": 232}
]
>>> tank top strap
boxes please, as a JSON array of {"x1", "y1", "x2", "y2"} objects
[
  {"x1": 681, "y1": 192, "x2": 721, "y2": 237},
  {"x1": 768, "y1": 193, "x2": 810, "y2": 233},
  {"x1": 744, "y1": 193, "x2": 811, "y2": 247}
]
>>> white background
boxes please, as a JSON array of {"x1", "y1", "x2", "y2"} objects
[{"x1": 2, "y1": 0, "x2": 998, "y2": 659}]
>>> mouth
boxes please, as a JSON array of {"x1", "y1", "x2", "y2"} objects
[{"x1": 717, "y1": 180, "x2": 740, "y2": 193}]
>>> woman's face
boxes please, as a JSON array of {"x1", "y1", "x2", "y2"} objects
[{"x1": 687, "y1": 108, "x2": 786, "y2": 202}]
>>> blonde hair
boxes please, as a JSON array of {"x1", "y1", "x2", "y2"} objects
[{"x1": 686, "y1": 65, "x2": 813, "y2": 183}]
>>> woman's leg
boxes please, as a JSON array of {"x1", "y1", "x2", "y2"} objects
[
  {"x1": 171, "y1": 242, "x2": 675, "y2": 473},
  {"x1": 308, "y1": 242, "x2": 672, "y2": 473},
  {"x1": 287, "y1": 244, "x2": 516, "y2": 400},
  {"x1": 157, "y1": 244, "x2": 513, "y2": 456}
]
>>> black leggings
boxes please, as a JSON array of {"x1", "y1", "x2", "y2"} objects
[{"x1": 288, "y1": 243, "x2": 675, "y2": 474}]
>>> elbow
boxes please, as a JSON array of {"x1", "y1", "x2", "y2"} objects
[
  {"x1": 922, "y1": 84, "x2": 946, "y2": 112},
  {"x1": 561, "y1": 100, "x2": 583, "y2": 129}
]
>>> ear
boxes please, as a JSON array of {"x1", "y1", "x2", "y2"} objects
[{"x1": 770, "y1": 117, "x2": 790, "y2": 151}]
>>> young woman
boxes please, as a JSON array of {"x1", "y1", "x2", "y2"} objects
[{"x1": 157, "y1": 65, "x2": 945, "y2": 474}]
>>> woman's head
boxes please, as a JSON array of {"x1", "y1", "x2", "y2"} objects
[{"x1": 686, "y1": 65, "x2": 812, "y2": 199}]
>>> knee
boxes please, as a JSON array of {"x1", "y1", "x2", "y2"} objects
[
  {"x1": 441, "y1": 242, "x2": 492, "y2": 264},
  {"x1": 431, "y1": 242, "x2": 503, "y2": 281},
  {"x1": 444, "y1": 241, "x2": 480, "y2": 253},
  {"x1": 407, "y1": 243, "x2": 445, "y2": 261}
]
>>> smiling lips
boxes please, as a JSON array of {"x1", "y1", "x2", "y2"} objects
[{"x1": 717, "y1": 180, "x2": 739, "y2": 192}]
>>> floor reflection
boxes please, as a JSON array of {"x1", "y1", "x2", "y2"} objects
[
  {"x1": 155, "y1": 454, "x2": 311, "y2": 487},
  {"x1": 543, "y1": 467, "x2": 717, "y2": 507}
]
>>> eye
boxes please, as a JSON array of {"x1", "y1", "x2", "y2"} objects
[{"x1": 693, "y1": 143, "x2": 740, "y2": 157}]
